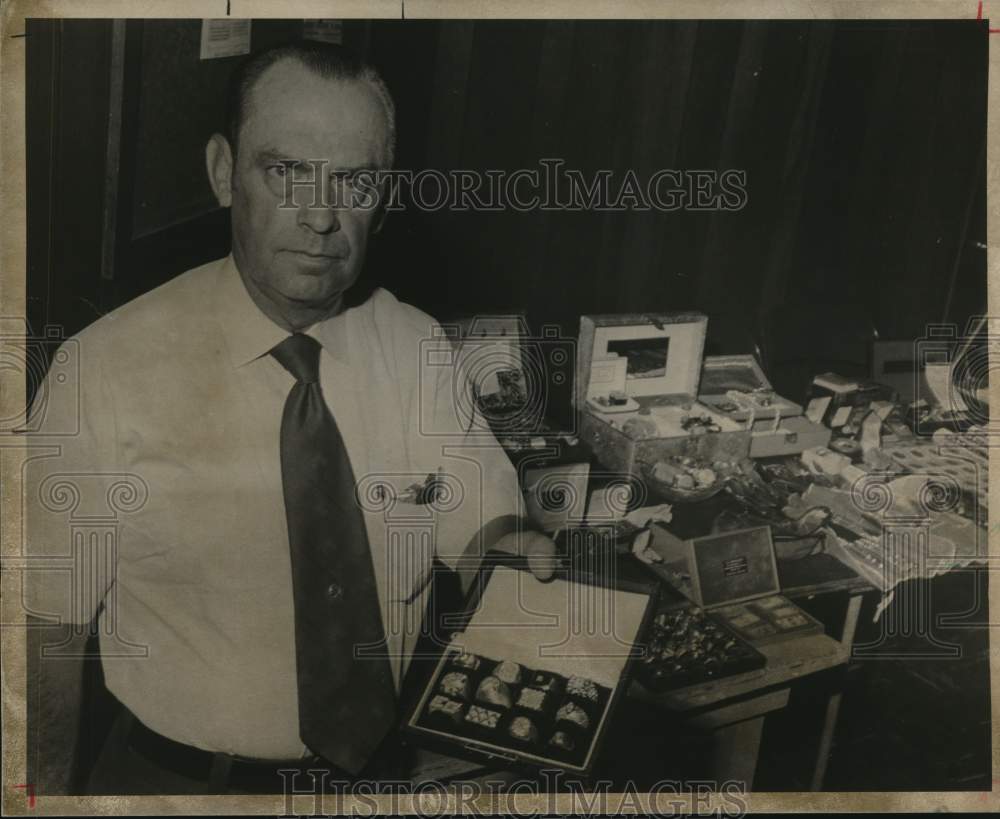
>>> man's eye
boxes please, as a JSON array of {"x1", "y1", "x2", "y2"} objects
[
  {"x1": 267, "y1": 164, "x2": 289, "y2": 178},
  {"x1": 331, "y1": 172, "x2": 367, "y2": 190}
]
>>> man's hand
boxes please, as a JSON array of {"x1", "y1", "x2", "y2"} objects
[{"x1": 493, "y1": 530, "x2": 558, "y2": 581}]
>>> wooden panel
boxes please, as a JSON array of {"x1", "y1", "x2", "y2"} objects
[
  {"x1": 453, "y1": 21, "x2": 546, "y2": 311},
  {"x1": 109, "y1": 18, "x2": 305, "y2": 308},
  {"x1": 919, "y1": 23, "x2": 987, "y2": 328},
  {"x1": 823, "y1": 24, "x2": 907, "y2": 329},
  {"x1": 25, "y1": 18, "x2": 59, "y2": 336},
  {"x1": 694, "y1": 19, "x2": 770, "y2": 308},
  {"x1": 703, "y1": 22, "x2": 814, "y2": 354},
  {"x1": 521, "y1": 20, "x2": 577, "y2": 313},
  {"x1": 617, "y1": 22, "x2": 698, "y2": 310},
  {"x1": 26, "y1": 19, "x2": 112, "y2": 339},
  {"x1": 362, "y1": 18, "x2": 985, "y2": 395},
  {"x1": 757, "y1": 21, "x2": 835, "y2": 324},
  {"x1": 131, "y1": 20, "x2": 234, "y2": 238},
  {"x1": 532, "y1": 20, "x2": 631, "y2": 321}
]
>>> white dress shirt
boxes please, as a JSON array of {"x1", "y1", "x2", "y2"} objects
[{"x1": 24, "y1": 255, "x2": 523, "y2": 758}]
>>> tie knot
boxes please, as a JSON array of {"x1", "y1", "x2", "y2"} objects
[{"x1": 271, "y1": 334, "x2": 322, "y2": 384}]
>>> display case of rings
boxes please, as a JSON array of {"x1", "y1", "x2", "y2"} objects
[
  {"x1": 644, "y1": 524, "x2": 824, "y2": 645},
  {"x1": 404, "y1": 554, "x2": 658, "y2": 775}
]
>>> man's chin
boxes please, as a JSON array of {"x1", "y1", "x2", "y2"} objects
[{"x1": 279, "y1": 270, "x2": 358, "y2": 305}]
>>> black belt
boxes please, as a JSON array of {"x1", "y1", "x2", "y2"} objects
[{"x1": 124, "y1": 713, "x2": 352, "y2": 793}]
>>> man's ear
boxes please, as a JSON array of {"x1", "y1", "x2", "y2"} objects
[
  {"x1": 371, "y1": 203, "x2": 388, "y2": 235},
  {"x1": 370, "y1": 176, "x2": 393, "y2": 235},
  {"x1": 206, "y1": 133, "x2": 234, "y2": 207}
]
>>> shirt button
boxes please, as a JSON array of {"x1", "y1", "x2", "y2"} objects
[{"x1": 326, "y1": 582, "x2": 343, "y2": 600}]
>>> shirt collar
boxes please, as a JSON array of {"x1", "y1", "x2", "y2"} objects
[{"x1": 212, "y1": 254, "x2": 351, "y2": 369}]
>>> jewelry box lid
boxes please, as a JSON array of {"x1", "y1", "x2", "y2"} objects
[
  {"x1": 576, "y1": 313, "x2": 708, "y2": 407},
  {"x1": 686, "y1": 525, "x2": 781, "y2": 609},
  {"x1": 698, "y1": 354, "x2": 804, "y2": 419},
  {"x1": 699, "y1": 354, "x2": 774, "y2": 396},
  {"x1": 646, "y1": 524, "x2": 780, "y2": 609}
]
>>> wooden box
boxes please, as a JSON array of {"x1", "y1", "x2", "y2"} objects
[
  {"x1": 745, "y1": 415, "x2": 832, "y2": 459},
  {"x1": 698, "y1": 354, "x2": 803, "y2": 420},
  {"x1": 575, "y1": 313, "x2": 751, "y2": 477},
  {"x1": 698, "y1": 354, "x2": 831, "y2": 458}
]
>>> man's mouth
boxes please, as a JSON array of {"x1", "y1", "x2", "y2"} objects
[{"x1": 289, "y1": 250, "x2": 348, "y2": 264}]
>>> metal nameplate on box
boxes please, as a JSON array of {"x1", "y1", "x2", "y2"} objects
[{"x1": 747, "y1": 415, "x2": 831, "y2": 458}]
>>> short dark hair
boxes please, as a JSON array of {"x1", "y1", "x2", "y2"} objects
[{"x1": 224, "y1": 41, "x2": 396, "y2": 166}]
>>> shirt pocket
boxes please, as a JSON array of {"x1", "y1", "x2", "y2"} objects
[
  {"x1": 380, "y1": 505, "x2": 437, "y2": 603},
  {"x1": 356, "y1": 473, "x2": 440, "y2": 605}
]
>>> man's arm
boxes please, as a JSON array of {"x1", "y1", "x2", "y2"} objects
[{"x1": 451, "y1": 516, "x2": 557, "y2": 596}]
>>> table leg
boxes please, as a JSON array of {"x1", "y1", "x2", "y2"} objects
[
  {"x1": 809, "y1": 591, "x2": 862, "y2": 791},
  {"x1": 711, "y1": 715, "x2": 765, "y2": 791},
  {"x1": 810, "y1": 690, "x2": 843, "y2": 791},
  {"x1": 840, "y1": 593, "x2": 863, "y2": 649},
  {"x1": 688, "y1": 688, "x2": 788, "y2": 790}
]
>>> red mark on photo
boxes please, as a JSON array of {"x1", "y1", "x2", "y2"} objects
[
  {"x1": 14, "y1": 783, "x2": 36, "y2": 808},
  {"x1": 977, "y1": 1, "x2": 1000, "y2": 32}
]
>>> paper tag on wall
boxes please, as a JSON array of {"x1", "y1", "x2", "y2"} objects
[
  {"x1": 200, "y1": 20, "x2": 251, "y2": 60},
  {"x1": 303, "y1": 20, "x2": 344, "y2": 44}
]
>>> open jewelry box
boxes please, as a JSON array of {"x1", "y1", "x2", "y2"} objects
[
  {"x1": 642, "y1": 524, "x2": 823, "y2": 645},
  {"x1": 634, "y1": 599, "x2": 767, "y2": 692},
  {"x1": 403, "y1": 554, "x2": 658, "y2": 775},
  {"x1": 575, "y1": 313, "x2": 751, "y2": 477},
  {"x1": 697, "y1": 354, "x2": 831, "y2": 458}
]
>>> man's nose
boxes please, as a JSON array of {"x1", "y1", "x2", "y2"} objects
[{"x1": 297, "y1": 202, "x2": 341, "y2": 234}]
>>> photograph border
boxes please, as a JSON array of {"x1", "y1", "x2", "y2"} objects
[{"x1": 1, "y1": 0, "x2": 997, "y2": 814}]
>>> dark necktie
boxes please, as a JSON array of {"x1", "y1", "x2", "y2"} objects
[{"x1": 270, "y1": 333, "x2": 396, "y2": 775}]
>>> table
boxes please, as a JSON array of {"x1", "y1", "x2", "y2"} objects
[
  {"x1": 630, "y1": 554, "x2": 871, "y2": 790},
  {"x1": 404, "y1": 550, "x2": 874, "y2": 790},
  {"x1": 439, "y1": 420, "x2": 983, "y2": 788}
]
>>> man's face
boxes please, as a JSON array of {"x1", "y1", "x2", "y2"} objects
[{"x1": 226, "y1": 61, "x2": 389, "y2": 309}]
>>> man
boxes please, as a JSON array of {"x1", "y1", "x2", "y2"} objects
[{"x1": 25, "y1": 41, "x2": 556, "y2": 795}]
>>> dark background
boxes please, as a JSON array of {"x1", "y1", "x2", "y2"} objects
[
  {"x1": 23, "y1": 17, "x2": 991, "y2": 793},
  {"x1": 27, "y1": 18, "x2": 988, "y2": 414}
]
